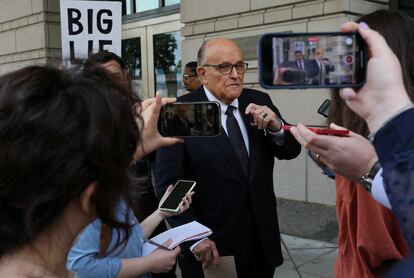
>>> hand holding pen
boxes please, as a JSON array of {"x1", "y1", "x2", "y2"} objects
[{"x1": 144, "y1": 239, "x2": 181, "y2": 273}]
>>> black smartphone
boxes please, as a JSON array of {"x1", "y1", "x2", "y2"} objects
[
  {"x1": 158, "y1": 101, "x2": 221, "y2": 137},
  {"x1": 318, "y1": 99, "x2": 331, "y2": 118},
  {"x1": 258, "y1": 32, "x2": 367, "y2": 89},
  {"x1": 159, "y1": 180, "x2": 197, "y2": 212},
  {"x1": 307, "y1": 150, "x2": 335, "y2": 179}
]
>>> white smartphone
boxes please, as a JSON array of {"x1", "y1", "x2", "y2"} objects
[{"x1": 159, "y1": 180, "x2": 196, "y2": 213}]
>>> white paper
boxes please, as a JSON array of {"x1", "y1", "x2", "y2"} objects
[
  {"x1": 142, "y1": 221, "x2": 212, "y2": 256},
  {"x1": 60, "y1": 0, "x2": 121, "y2": 63}
]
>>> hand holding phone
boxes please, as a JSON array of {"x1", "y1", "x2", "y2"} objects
[
  {"x1": 159, "y1": 180, "x2": 196, "y2": 213},
  {"x1": 258, "y1": 32, "x2": 367, "y2": 89}
]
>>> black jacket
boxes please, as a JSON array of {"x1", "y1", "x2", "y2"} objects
[{"x1": 153, "y1": 87, "x2": 301, "y2": 276}]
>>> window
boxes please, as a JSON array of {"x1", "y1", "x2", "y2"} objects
[
  {"x1": 121, "y1": 0, "x2": 180, "y2": 15},
  {"x1": 165, "y1": 0, "x2": 180, "y2": 5},
  {"x1": 390, "y1": 0, "x2": 414, "y2": 16},
  {"x1": 136, "y1": 0, "x2": 158, "y2": 13},
  {"x1": 153, "y1": 31, "x2": 183, "y2": 97},
  {"x1": 122, "y1": 37, "x2": 142, "y2": 97}
]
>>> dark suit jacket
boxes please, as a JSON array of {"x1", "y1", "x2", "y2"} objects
[
  {"x1": 168, "y1": 114, "x2": 192, "y2": 136},
  {"x1": 153, "y1": 87, "x2": 301, "y2": 276},
  {"x1": 281, "y1": 60, "x2": 319, "y2": 84},
  {"x1": 374, "y1": 108, "x2": 414, "y2": 277},
  {"x1": 374, "y1": 108, "x2": 414, "y2": 253}
]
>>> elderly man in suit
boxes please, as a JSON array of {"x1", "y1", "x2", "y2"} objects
[
  {"x1": 311, "y1": 48, "x2": 335, "y2": 85},
  {"x1": 153, "y1": 38, "x2": 301, "y2": 278},
  {"x1": 293, "y1": 50, "x2": 319, "y2": 83}
]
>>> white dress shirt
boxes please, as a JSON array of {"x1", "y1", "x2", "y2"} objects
[{"x1": 371, "y1": 168, "x2": 392, "y2": 209}]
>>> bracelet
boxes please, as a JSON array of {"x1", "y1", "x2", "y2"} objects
[{"x1": 360, "y1": 160, "x2": 381, "y2": 192}]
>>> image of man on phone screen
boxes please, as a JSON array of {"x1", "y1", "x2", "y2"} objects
[{"x1": 154, "y1": 38, "x2": 301, "y2": 278}]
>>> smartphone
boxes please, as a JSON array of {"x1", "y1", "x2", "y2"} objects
[
  {"x1": 158, "y1": 102, "x2": 221, "y2": 137},
  {"x1": 318, "y1": 99, "x2": 331, "y2": 118},
  {"x1": 282, "y1": 125, "x2": 349, "y2": 136},
  {"x1": 307, "y1": 151, "x2": 335, "y2": 179},
  {"x1": 258, "y1": 32, "x2": 367, "y2": 89},
  {"x1": 159, "y1": 180, "x2": 197, "y2": 212}
]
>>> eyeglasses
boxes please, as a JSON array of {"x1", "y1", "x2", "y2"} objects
[
  {"x1": 183, "y1": 73, "x2": 196, "y2": 80},
  {"x1": 202, "y1": 62, "x2": 248, "y2": 75}
]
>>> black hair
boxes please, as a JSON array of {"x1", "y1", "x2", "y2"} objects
[
  {"x1": 329, "y1": 9, "x2": 414, "y2": 135},
  {"x1": 185, "y1": 61, "x2": 198, "y2": 74},
  {"x1": 85, "y1": 50, "x2": 126, "y2": 70},
  {"x1": 0, "y1": 66, "x2": 140, "y2": 257}
]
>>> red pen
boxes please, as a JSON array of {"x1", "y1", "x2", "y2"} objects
[{"x1": 282, "y1": 125, "x2": 349, "y2": 136}]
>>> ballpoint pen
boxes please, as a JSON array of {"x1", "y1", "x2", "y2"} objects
[{"x1": 143, "y1": 238, "x2": 171, "y2": 251}]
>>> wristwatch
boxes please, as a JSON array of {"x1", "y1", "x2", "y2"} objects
[{"x1": 360, "y1": 160, "x2": 381, "y2": 192}]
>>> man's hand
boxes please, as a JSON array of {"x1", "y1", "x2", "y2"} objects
[
  {"x1": 290, "y1": 123, "x2": 378, "y2": 181},
  {"x1": 134, "y1": 92, "x2": 183, "y2": 160},
  {"x1": 245, "y1": 103, "x2": 281, "y2": 131},
  {"x1": 192, "y1": 239, "x2": 220, "y2": 269}
]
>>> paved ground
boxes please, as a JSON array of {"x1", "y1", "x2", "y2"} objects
[
  {"x1": 176, "y1": 233, "x2": 338, "y2": 277},
  {"x1": 276, "y1": 234, "x2": 338, "y2": 278}
]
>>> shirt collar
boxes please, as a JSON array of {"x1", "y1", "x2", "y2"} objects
[{"x1": 203, "y1": 86, "x2": 239, "y2": 114}]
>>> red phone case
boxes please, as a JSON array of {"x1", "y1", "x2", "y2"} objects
[{"x1": 282, "y1": 125, "x2": 349, "y2": 136}]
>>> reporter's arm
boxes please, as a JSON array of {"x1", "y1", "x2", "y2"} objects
[
  {"x1": 118, "y1": 245, "x2": 180, "y2": 277},
  {"x1": 373, "y1": 108, "x2": 414, "y2": 251},
  {"x1": 67, "y1": 219, "x2": 123, "y2": 278},
  {"x1": 140, "y1": 189, "x2": 193, "y2": 238}
]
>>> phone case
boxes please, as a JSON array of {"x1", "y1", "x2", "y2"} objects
[
  {"x1": 158, "y1": 101, "x2": 222, "y2": 138},
  {"x1": 258, "y1": 32, "x2": 368, "y2": 89},
  {"x1": 159, "y1": 180, "x2": 196, "y2": 212}
]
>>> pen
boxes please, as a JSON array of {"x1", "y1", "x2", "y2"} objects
[{"x1": 144, "y1": 238, "x2": 171, "y2": 251}]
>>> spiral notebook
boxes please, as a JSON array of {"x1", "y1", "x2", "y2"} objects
[{"x1": 142, "y1": 221, "x2": 212, "y2": 256}]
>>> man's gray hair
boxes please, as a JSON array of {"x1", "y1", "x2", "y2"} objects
[{"x1": 197, "y1": 40, "x2": 209, "y2": 66}]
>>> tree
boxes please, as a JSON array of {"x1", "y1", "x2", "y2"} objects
[
  {"x1": 154, "y1": 33, "x2": 177, "y2": 74},
  {"x1": 122, "y1": 38, "x2": 142, "y2": 78}
]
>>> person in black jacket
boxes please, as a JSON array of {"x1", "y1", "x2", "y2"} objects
[{"x1": 153, "y1": 38, "x2": 301, "y2": 278}]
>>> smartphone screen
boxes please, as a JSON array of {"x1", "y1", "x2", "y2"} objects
[
  {"x1": 158, "y1": 102, "x2": 221, "y2": 137},
  {"x1": 159, "y1": 180, "x2": 196, "y2": 212},
  {"x1": 258, "y1": 32, "x2": 367, "y2": 89}
]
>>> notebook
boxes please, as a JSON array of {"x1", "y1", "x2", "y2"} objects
[{"x1": 142, "y1": 221, "x2": 212, "y2": 256}]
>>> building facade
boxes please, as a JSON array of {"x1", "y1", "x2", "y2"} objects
[{"x1": 1, "y1": 0, "x2": 411, "y2": 241}]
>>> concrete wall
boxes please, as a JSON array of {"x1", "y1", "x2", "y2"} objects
[
  {"x1": 180, "y1": 0, "x2": 388, "y2": 240},
  {"x1": 0, "y1": 0, "x2": 61, "y2": 74}
]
